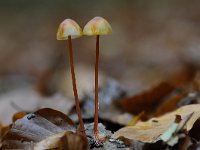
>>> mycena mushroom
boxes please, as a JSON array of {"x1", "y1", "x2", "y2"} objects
[
  {"x1": 57, "y1": 19, "x2": 86, "y2": 137},
  {"x1": 83, "y1": 16, "x2": 112, "y2": 141}
]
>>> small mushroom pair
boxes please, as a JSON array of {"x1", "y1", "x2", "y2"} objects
[{"x1": 57, "y1": 17, "x2": 112, "y2": 141}]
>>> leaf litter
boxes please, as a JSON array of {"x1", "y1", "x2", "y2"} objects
[{"x1": 1, "y1": 67, "x2": 200, "y2": 149}]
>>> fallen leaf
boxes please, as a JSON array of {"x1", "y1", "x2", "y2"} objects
[
  {"x1": 113, "y1": 104, "x2": 200, "y2": 143},
  {"x1": 1, "y1": 108, "x2": 88, "y2": 149},
  {"x1": 160, "y1": 114, "x2": 193, "y2": 146},
  {"x1": 34, "y1": 131, "x2": 88, "y2": 150},
  {"x1": 168, "y1": 66, "x2": 195, "y2": 88},
  {"x1": 154, "y1": 92, "x2": 187, "y2": 116},
  {"x1": 116, "y1": 82, "x2": 174, "y2": 114},
  {"x1": 159, "y1": 115, "x2": 181, "y2": 143},
  {"x1": 35, "y1": 108, "x2": 75, "y2": 130},
  {"x1": 12, "y1": 112, "x2": 27, "y2": 122},
  {"x1": 0, "y1": 123, "x2": 2, "y2": 148},
  {"x1": 115, "y1": 67, "x2": 195, "y2": 114},
  {"x1": 0, "y1": 123, "x2": 11, "y2": 149},
  {"x1": 127, "y1": 111, "x2": 145, "y2": 126}
]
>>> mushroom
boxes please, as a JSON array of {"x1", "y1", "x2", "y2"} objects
[
  {"x1": 83, "y1": 17, "x2": 112, "y2": 141},
  {"x1": 57, "y1": 19, "x2": 86, "y2": 137}
]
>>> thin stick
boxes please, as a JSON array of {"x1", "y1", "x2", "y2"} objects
[{"x1": 67, "y1": 36, "x2": 86, "y2": 137}]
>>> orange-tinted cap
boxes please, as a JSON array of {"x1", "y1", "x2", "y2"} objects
[
  {"x1": 57, "y1": 19, "x2": 83, "y2": 40},
  {"x1": 83, "y1": 17, "x2": 112, "y2": 36}
]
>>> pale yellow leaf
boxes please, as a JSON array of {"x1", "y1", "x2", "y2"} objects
[{"x1": 113, "y1": 104, "x2": 200, "y2": 143}]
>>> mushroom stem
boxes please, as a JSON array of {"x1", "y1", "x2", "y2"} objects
[
  {"x1": 67, "y1": 36, "x2": 86, "y2": 137},
  {"x1": 94, "y1": 35, "x2": 107, "y2": 142},
  {"x1": 94, "y1": 35, "x2": 99, "y2": 135}
]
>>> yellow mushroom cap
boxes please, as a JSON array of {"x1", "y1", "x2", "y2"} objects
[
  {"x1": 57, "y1": 19, "x2": 83, "y2": 40},
  {"x1": 83, "y1": 17, "x2": 112, "y2": 36}
]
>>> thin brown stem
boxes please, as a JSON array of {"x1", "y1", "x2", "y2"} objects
[
  {"x1": 94, "y1": 35, "x2": 107, "y2": 142},
  {"x1": 67, "y1": 36, "x2": 86, "y2": 137},
  {"x1": 94, "y1": 35, "x2": 99, "y2": 135}
]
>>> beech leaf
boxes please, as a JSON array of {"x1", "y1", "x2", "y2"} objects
[
  {"x1": 113, "y1": 104, "x2": 200, "y2": 143},
  {"x1": 1, "y1": 108, "x2": 88, "y2": 150}
]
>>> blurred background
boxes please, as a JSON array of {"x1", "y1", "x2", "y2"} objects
[{"x1": 0, "y1": 0, "x2": 200, "y2": 124}]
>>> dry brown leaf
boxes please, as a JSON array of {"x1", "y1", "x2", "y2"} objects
[
  {"x1": 168, "y1": 66, "x2": 195, "y2": 88},
  {"x1": 12, "y1": 112, "x2": 27, "y2": 122},
  {"x1": 154, "y1": 92, "x2": 187, "y2": 116},
  {"x1": 34, "y1": 131, "x2": 88, "y2": 150},
  {"x1": 127, "y1": 111, "x2": 145, "y2": 126},
  {"x1": 113, "y1": 104, "x2": 200, "y2": 143},
  {"x1": 116, "y1": 82, "x2": 174, "y2": 114},
  {"x1": 1, "y1": 108, "x2": 88, "y2": 149},
  {"x1": 0, "y1": 123, "x2": 11, "y2": 149},
  {"x1": 115, "y1": 67, "x2": 195, "y2": 114},
  {"x1": 0, "y1": 123, "x2": 2, "y2": 148}
]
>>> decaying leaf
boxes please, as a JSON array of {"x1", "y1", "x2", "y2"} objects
[
  {"x1": 34, "y1": 131, "x2": 88, "y2": 150},
  {"x1": 116, "y1": 82, "x2": 174, "y2": 114},
  {"x1": 154, "y1": 92, "x2": 187, "y2": 116},
  {"x1": 159, "y1": 114, "x2": 193, "y2": 146},
  {"x1": 127, "y1": 111, "x2": 145, "y2": 126},
  {"x1": 115, "y1": 67, "x2": 195, "y2": 114},
  {"x1": 35, "y1": 108, "x2": 75, "y2": 130},
  {"x1": 159, "y1": 115, "x2": 181, "y2": 143},
  {"x1": 0, "y1": 123, "x2": 3, "y2": 148},
  {"x1": 113, "y1": 104, "x2": 200, "y2": 143},
  {"x1": 0, "y1": 123, "x2": 11, "y2": 149},
  {"x1": 12, "y1": 112, "x2": 27, "y2": 122},
  {"x1": 1, "y1": 108, "x2": 88, "y2": 150}
]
